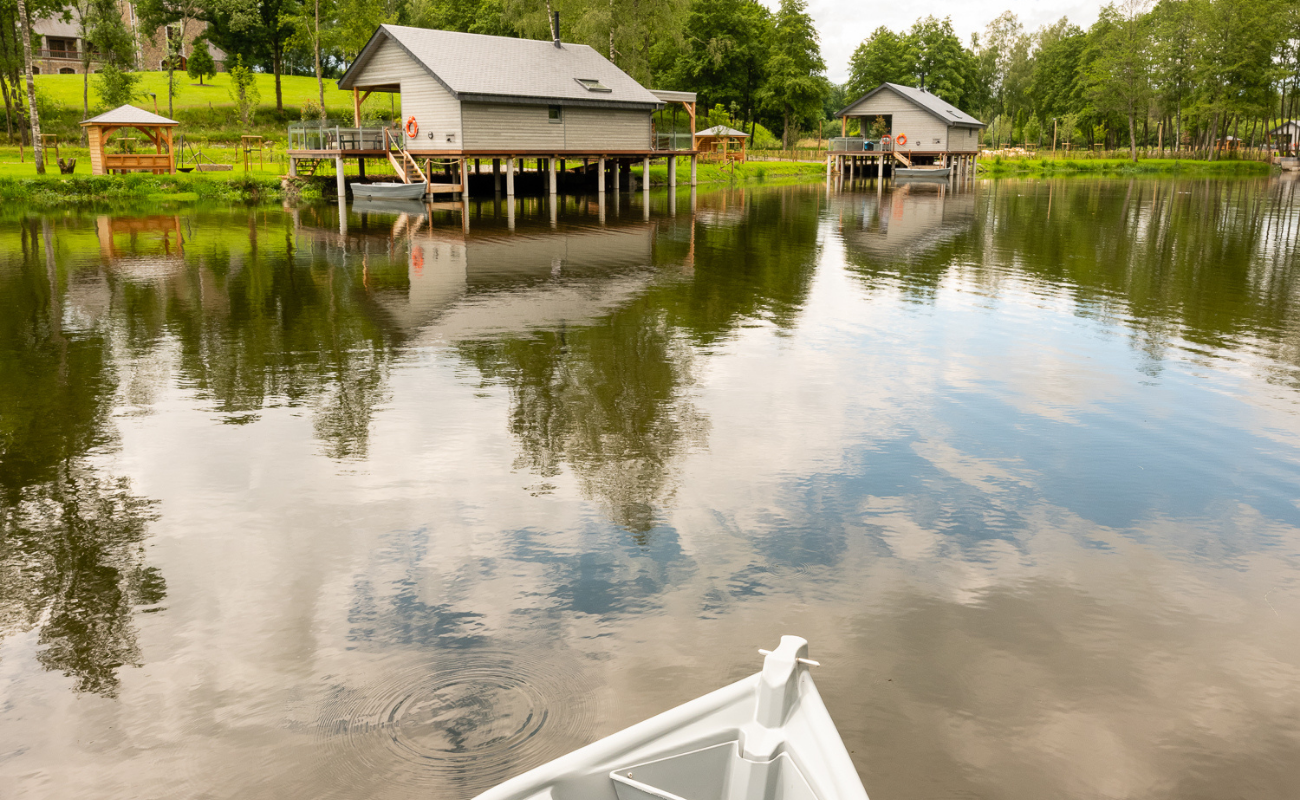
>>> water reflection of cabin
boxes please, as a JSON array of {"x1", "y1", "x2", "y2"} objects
[
  {"x1": 288, "y1": 24, "x2": 701, "y2": 198},
  {"x1": 839, "y1": 183, "x2": 976, "y2": 263},
  {"x1": 830, "y1": 83, "x2": 985, "y2": 178}
]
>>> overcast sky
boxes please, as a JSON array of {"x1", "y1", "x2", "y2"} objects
[{"x1": 791, "y1": 0, "x2": 1108, "y2": 84}]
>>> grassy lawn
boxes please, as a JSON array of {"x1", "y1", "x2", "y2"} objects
[{"x1": 36, "y1": 72, "x2": 381, "y2": 117}]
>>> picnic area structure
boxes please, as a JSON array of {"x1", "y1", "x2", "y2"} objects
[{"x1": 81, "y1": 105, "x2": 178, "y2": 175}]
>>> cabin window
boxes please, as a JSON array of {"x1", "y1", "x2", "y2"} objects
[
  {"x1": 574, "y1": 78, "x2": 611, "y2": 93},
  {"x1": 548, "y1": 105, "x2": 563, "y2": 123}
]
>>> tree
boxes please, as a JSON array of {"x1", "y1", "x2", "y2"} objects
[
  {"x1": 758, "y1": 0, "x2": 826, "y2": 148},
  {"x1": 227, "y1": 53, "x2": 260, "y2": 128},
  {"x1": 15, "y1": 0, "x2": 42, "y2": 173},
  {"x1": 203, "y1": 0, "x2": 295, "y2": 114},
  {"x1": 1189, "y1": 0, "x2": 1282, "y2": 158},
  {"x1": 186, "y1": 36, "x2": 216, "y2": 85},
  {"x1": 670, "y1": 0, "x2": 771, "y2": 129},
  {"x1": 1029, "y1": 18, "x2": 1086, "y2": 134},
  {"x1": 905, "y1": 16, "x2": 977, "y2": 108},
  {"x1": 136, "y1": 0, "x2": 205, "y2": 117},
  {"x1": 1149, "y1": 0, "x2": 1193, "y2": 148},
  {"x1": 846, "y1": 26, "x2": 911, "y2": 99},
  {"x1": 284, "y1": 0, "x2": 331, "y2": 119},
  {"x1": 96, "y1": 63, "x2": 141, "y2": 107},
  {"x1": 1085, "y1": 0, "x2": 1153, "y2": 161}
]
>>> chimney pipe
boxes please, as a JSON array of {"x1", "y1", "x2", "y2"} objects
[{"x1": 553, "y1": 11, "x2": 561, "y2": 47}]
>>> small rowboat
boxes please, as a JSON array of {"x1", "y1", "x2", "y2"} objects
[
  {"x1": 472, "y1": 636, "x2": 869, "y2": 800},
  {"x1": 349, "y1": 181, "x2": 427, "y2": 200},
  {"x1": 894, "y1": 166, "x2": 951, "y2": 179}
]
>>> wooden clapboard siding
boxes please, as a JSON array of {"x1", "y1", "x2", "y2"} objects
[
  {"x1": 561, "y1": 107, "x2": 650, "y2": 150},
  {"x1": 844, "y1": 92, "x2": 968, "y2": 150},
  {"x1": 88, "y1": 127, "x2": 104, "y2": 174},
  {"x1": 461, "y1": 103, "x2": 565, "y2": 150},
  {"x1": 947, "y1": 126, "x2": 979, "y2": 152},
  {"x1": 363, "y1": 38, "x2": 462, "y2": 149}
]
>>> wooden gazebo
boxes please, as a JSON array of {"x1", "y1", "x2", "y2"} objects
[
  {"x1": 695, "y1": 125, "x2": 748, "y2": 163},
  {"x1": 81, "y1": 105, "x2": 178, "y2": 175}
]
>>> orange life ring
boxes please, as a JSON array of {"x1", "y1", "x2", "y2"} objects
[
  {"x1": 896, "y1": 133, "x2": 907, "y2": 146},
  {"x1": 405, "y1": 116, "x2": 418, "y2": 138}
]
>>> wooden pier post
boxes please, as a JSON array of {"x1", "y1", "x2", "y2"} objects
[
  {"x1": 613, "y1": 158, "x2": 620, "y2": 191},
  {"x1": 549, "y1": 157, "x2": 557, "y2": 194},
  {"x1": 690, "y1": 154, "x2": 697, "y2": 186},
  {"x1": 460, "y1": 158, "x2": 469, "y2": 199},
  {"x1": 335, "y1": 157, "x2": 346, "y2": 199},
  {"x1": 506, "y1": 157, "x2": 515, "y2": 196},
  {"x1": 643, "y1": 156, "x2": 650, "y2": 186},
  {"x1": 668, "y1": 156, "x2": 677, "y2": 187},
  {"x1": 598, "y1": 156, "x2": 606, "y2": 193},
  {"x1": 493, "y1": 158, "x2": 501, "y2": 193},
  {"x1": 289, "y1": 157, "x2": 298, "y2": 177}
]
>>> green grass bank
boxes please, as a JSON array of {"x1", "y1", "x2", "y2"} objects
[
  {"x1": 979, "y1": 156, "x2": 1273, "y2": 176},
  {"x1": 0, "y1": 172, "x2": 296, "y2": 205}
]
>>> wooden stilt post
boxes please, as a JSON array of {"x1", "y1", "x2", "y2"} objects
[
  {"x1": 353, "y1": 88, "x2": 361, "y2": 126},
  {"x1": 690, "y1": 154, "x2": 697, "y2": 186},
  {"x1": 613, "y1": 158, "x2": 620, "y2": 191},
  {"x1": 336, "y1": 157, "x2": 346, "y2": 198},
  {"x1": 668, "y1": 156, "x2": 676, "y2": 187},
  {"x1": 460, "y1": 157, "x2": 469, "y2": 199},
  {"x1": 598, "y1": 156, "x2": 606, "y2": 193},
  {"x1": 643, "y1": 156, "x2": 650, "y2": 186},
  {"x1": 493, "y1": 158, "x2": 501, "y2": 193},
  {"x1": 549, "y1": 156, "x2": 557, "y2": 194},
  {"x1": 506, "y1": 157, "x2": 515, "y2": 196}
]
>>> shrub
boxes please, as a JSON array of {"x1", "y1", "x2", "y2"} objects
[
  {"x1": 227, "y1": 55, "x2": 260, "y2": 129},
  {"x1": 96, "y1": 64, "x2": 140, "y2": 109}
]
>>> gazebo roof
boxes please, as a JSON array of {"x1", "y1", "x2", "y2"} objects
[
  {"x1": 696, "y1": 125, "x2": 748, "y2": 137},
  {"x1": 81, "y1": 105, "x2": 179, "y2": 127}
]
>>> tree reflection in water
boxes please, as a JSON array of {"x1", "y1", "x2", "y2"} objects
[
  {"x1": 458, "y1": 187, "x2": 825, "y2": 538},
  {"x1": 0, "y1": 218, "x2": 164, "y2": 697}
]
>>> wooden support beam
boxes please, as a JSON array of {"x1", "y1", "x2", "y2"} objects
[{"x1": 353, "y1": 88, "x2": 361, "y2": 126}]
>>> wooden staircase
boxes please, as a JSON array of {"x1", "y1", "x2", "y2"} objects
[
  {"x1": 294, "y1": 158, "x2": 325, "y2": 176},
  {"x1": 383, "y1": 129, "x2": 426, "y2": 185},
  {"x1": 892, "y1": 150, "x2": 913, "y2": 168}
]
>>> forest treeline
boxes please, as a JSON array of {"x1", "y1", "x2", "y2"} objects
[{"x1": 0, "y1": 0, "x2": 1298, "y2": 158}]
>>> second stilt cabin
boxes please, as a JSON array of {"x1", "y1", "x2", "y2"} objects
[
  {"x1": 290, "y1": 23, "x2": 700, "y2": 197},
  {"x1": 829, "y1": 83, "x2": 985, "y2": 177}
]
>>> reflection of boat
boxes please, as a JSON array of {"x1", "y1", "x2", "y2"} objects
[
  {"x1": 351, "y1": 197, "x2": 429, "y2": 217},
  {"x1": 895, "y1": 166, "x2": 950, "y2": 179},
  {"x1": 473, "y1": 637, "x2": 868, "y2": 800},
  {"x1": 350, "y1": 181, "x2": 426, "y2": 200}
]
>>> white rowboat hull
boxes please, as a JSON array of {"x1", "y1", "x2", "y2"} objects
[
  {"x1": 472, "y1": 636, "x2": 869, "y2": 800},
  {"x1": 349, "y1": 181, "x2": 427, "y2": 200}
]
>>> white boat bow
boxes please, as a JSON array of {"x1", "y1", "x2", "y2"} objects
[{"x1": 472, "y1": 636, "x2": 869, "y2": 800}]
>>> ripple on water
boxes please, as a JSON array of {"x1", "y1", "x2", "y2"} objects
[{"x1": 316, "y1": 650, "x2": 599, "y2": 795}]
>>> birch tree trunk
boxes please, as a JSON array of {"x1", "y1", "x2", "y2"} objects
[
  {"x1": 315, "y1": 0, "x2": 325, "y2": 120},
  {"x1": 17, "y1": 0, "x2": 44, "y2": 174}
]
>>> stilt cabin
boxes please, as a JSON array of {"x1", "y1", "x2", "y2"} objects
[
  {"x1": 290, "y1": 23, "x2": 701, "y2": 197},
  {"x1": 829, "y1": 83, "x2": 985, "y2": 177}
]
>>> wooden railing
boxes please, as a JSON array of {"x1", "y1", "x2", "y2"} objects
[{"x1": 104, "y1": 153, "x2": 171, "y2": 173}]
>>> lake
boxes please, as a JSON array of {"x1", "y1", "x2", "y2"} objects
[{"x1": 2, "y1": 176, "x2": 1299, "y2": 799}]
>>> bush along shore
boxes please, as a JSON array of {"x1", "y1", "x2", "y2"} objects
[
  {"x1": 978, "y1": 157, "x2": 1275, "y2": 176},
  {"x1": 0, "y1": 173, "x2": 298, "y2": 206}
]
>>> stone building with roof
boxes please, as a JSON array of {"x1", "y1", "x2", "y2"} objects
[{"x1": 31, "y1": 4, "x2": 224, "y2": 76}]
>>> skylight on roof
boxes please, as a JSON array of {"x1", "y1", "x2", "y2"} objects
[{"x1": 576, "y1": 78, "x2": 612, "y2": 93}]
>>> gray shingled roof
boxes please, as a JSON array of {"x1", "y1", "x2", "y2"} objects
[
  {"x1": 696, "y1": 125, "x2": 748, "y2": 137},
  {"x1": 838, "y1": 83, "x2": 985, "y2": 128},
  {"x1": 81, "y1": 105, "x2": 179, "y2": 126},
  {"x1": 339, "y1": 25, "x2": 663, "y2": 110}
]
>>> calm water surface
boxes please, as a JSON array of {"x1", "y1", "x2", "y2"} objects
[{"x1": 2, "y1": 177, "x2": 1299, "y2": 799}]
